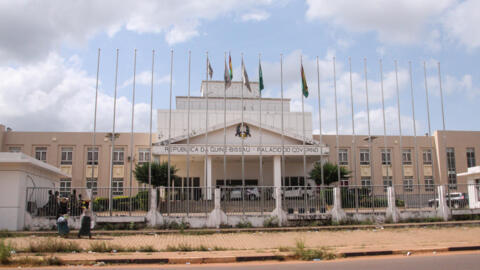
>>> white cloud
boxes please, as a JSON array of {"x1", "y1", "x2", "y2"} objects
[
  {"x1": 443, "y1": 0, "x2": 480, "y2": 50},
  {"x1": 241, "y1": 10, "x2": 270, "y2": 22},
  {"x1": 0, "y1": 53, "x2": 155, "y2": 132},
  {"x1": 0, "y1": 0, "x2": 273, "y2": 63},
  {"x1": 121, "y1": 71, "x2": 170, "y2": 89},
  {"x1": 305, "y1": 0, "x2": 454, "y2": 45}
]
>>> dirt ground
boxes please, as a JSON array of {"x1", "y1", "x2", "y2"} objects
[{"x1": 5, "y1": 226, "x2": 480, "y2": 253}]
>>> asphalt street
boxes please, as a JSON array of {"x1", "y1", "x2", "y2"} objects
[{"x1": 12, "y1": 252, "x2": 480, "y2": 270}]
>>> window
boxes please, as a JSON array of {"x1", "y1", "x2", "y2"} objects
[
  {"x1": 340, "y1": 179, "x2": 349, "y2": 187},
  {"x1": 383, "y1": 176, "x2": 393, "y2": 192},
  {"x1": 8, "y1": 146, "x2": 21, "y2": 153},
  {"x1": 467, "y1": 148, "x2": 476, "y2": 168},
  {"x1": 282, "y1": 176, "x2": 305, "y2": 187},
  {"x1": 446, "y1": 148, "x2": 457, "y2": 189},
  {"x1": 361, "y1": 177, "x2": 371, "y2": 188},
  {"x1": 60, "y1": 178, "x2": 72, "y2": 197},
  {"x1": 86, "y1": 178, "x2": 98, "y2": 195},
  {"x1": 381, "y1": 149, "x2": 391, "y2": 165},
  {"x1": 403, "y1": 176, "x2": 414, "y2": 192},
  {"x1": 113, "y1": 148, "x2": 124, "y2": 165},
  {"x1": 138, "y1": 148, "x2": 150, "y2": 164},
  {"x1": 423, "y1": 149, "x2": 432, "y2": 165},
  {"x1": 112, "y1": 178, "x2": 124, "y2": 195},
  {"x1": 424, "y1": 176, "x2": 434, "y2": 192},
  {"x1": 338, "y1": 149, "x2": 348, "y2": 165},
  {"x1": 35, "y1": 147, "x2": 47, "y2": 162},
  {"x1": 402, "y1": 149, "x2": 412, "y2": 165},
  {"x1": 87, "y1": 147, "x2": 99, "y2": 165},
  {"x1": 61, "y1": 147, "x2": 73, "y2": 165},
  {"x1": 360, "y1": 149, "x2": 370, "y2": 165}
]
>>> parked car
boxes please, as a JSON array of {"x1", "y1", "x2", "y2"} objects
[
  {"x1": 428, "y1": 192, "x2": 468, "y2": 208},
  {"x1": 273, "y1": 180, "x2": 317, "y2": 199},
  {"x1": 223, "y1": 187, "x2": 261, "y2": 200}
]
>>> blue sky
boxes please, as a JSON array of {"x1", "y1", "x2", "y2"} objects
[{"x1": 0, "y1": 0, "x2": 478, "y2": 136}]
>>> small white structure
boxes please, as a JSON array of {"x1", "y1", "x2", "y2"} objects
[
  {"x1": 457, "y1": 166, "x2": 480, "y2": 209},
  {"x1": 0, "y1": 152, "x2": 68, "y2": 230}
]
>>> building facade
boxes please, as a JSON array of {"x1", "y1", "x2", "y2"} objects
[{"x1": 1, "y1": 81, "x2": 479, "y2": 194}]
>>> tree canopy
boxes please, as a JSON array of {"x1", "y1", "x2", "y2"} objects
[
  {"x1": 134, "y1": 161, "x2": 179, "y2": 187},
  {"x1": 309, "y1": 161, "x2": 351, "y2": 186}
]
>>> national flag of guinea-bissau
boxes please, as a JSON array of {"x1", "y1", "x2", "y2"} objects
[{"x1": 301, "y1": 63, "x2": 308, "y2": 98}]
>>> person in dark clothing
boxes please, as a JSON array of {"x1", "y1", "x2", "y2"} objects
[
  {"x1": 46, "y1": 190, "x2": 55, "y2": 216},
  {"x1": 54, "y1": 191, "x2": 60, "y2": 217},
  {"x1": 70, "y1": 190, "x2": 78, "y2": 215},
  {"x1": 78, "y1": 208, "x2": 92, "y2": 239}
]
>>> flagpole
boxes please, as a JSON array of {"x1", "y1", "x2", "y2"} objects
[
  {"x1": 423, "y1": 62, "x2": 438, "y2": 186},
  {"x1": 348, "y1": 57, "x2": 356, "y2": 186},
  {"x1": 280, "y1": 54, "x2": 286, "y2": 189},
  {"x1": 223, "y1": 52, "x2": 227, "y2": 187},
  {"x1": 91, "y1": 48, "x2": 100, "y2": 197},
  {"x1": 241, "y1": 54, "x2": 245, "y2": 189},
  {"x1": 186, "y1": 50, "x2": 191, "y2": 214},
  {"x1": 394, "y1": 60, "x2": 404, "y2": 187},
  {"x1": 108, "y1": 48, "x2": 119, "y2": 215},
  {"x1": 258, "y1": 54, "x2": 263, "y2": 187},
  {"x1": 167, "y1": 49, "x2": 173, "y2": 215},
  {"x1": 380, "y1": 59, "x2": 390, "y2": 189},
  {"x1": 301, "y1": 55, "x2": 307, "y2": 204},
  {"x1": 128, "y1": 48, "x2": 137, "y2": 216},
  {"x1": 204, "y1": 51, "x2": 209, "y2": 199},
  {"x1": 333, "y1": 56, "x2": 341, "y2": 187},
  {"x1": 316, "y1": 56, "x2": 324, "y2": 187},
  {"x1": 409, "y1": 61, "x2": 420, "y2": 188},
  {"x1": 363, "y1": 58, "x2": 373, "y2": 188},
  {"x1": 438, "y1": 62, "x2": 448, "y2": 186},
  {"x1": 148, "y1": 50, "x2": 155, "y2": 188}
]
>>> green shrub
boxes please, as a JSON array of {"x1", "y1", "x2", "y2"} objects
[
  {"x1": 263, "y1": 216, "x2": 279, "y2": 227},
  {"x1": 236, "y1": 220, "x2": 252, "y2": 228},
  {"x1": 293, "y1": 239, "x2": 336, "y2": 261},
  {"x1": 0, "y1": 230, "x2": 14, "y2": 238},
  {"x1": 0, "y1": 240, "x2": 12, "y2": 264}
]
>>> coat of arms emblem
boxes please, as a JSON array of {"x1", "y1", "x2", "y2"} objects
[{"x1": 235, "y1": 123, "x2": 251, "y2": 139}]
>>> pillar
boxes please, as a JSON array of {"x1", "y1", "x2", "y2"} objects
[
  {"x1": 436, "y1": 185, "x2": 451, "y2": 221},
  {"x1": 146, "y1": 188, "x2": 163, "y2": 227},
  {"x1": 273, "y1": 155, "x2": 282, "y2": 189},
  {"x1": 386, "y1": 186, "x2": 399, "y2": 223},
  {"x1": 205, "y1": 156, "x2": 212, "y2": 200},
  {"x1": 271, "y1": 155, "x2": 286, "y2": 225},
  {"x1": 207, "y1": 188, "x2": 227, "y2": 228},
  {"x1": 467, "y1": 179, "x2": 480, "y2": 209},
  {"x1": 331, "y1": 187, "x2": 346, "y2": 222}
]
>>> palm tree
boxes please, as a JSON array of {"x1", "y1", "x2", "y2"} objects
[
  {"x1": 134, "y1": 161, "x2": 179, "y2": 187},
  {"x1": 309, "y1": 161, "x2": 350, "y2": 186}
]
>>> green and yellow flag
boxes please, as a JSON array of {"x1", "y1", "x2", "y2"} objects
[
  {"x1": 301, "y1": 63, "x2": 308, "y2": 98},
  {"x1": 229, "y1": 53, "x2": 233, "y2": 79},
  {"x1": 259, "y1": 61, "x2": 264, "y2": 94}
]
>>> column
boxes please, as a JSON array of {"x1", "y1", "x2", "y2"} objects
[
  {"x1": 273, "y1": 155, "x2": 282, "y2": 188},
  {"x1": 205, "y1": 156, "x2": 212, "y2": 200}
]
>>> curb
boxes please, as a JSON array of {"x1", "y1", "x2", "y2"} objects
[
  {"x1": 12, "y1": 220, "x2": 480, "y2": 237},
  {"x1": 50, "y1": 245, "x2": 480, "y2": 265}
]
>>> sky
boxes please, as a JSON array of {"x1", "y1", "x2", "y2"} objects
[{"x1": 0, "y1": 0, "x2": 479, "y2": 136}]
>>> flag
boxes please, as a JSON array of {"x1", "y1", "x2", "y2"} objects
[
  {"x1": 301, "y1": 63, "x2": 308, "y2": 98},
  {"x1": 242, "y1": 59, "x2": 252, "y2": 92},
  {"x1": 229, "y1": 53, "x2": 233, "y2": 79},
  {"x1": 207, "y1": 58, "x2": 213, "y2": 79},
  {"x1": 224, "y1": 58, "x2": 232, "y2": 89},
  {"x1": 259, "y1": 61, "x2": 264, "y2": 93}
]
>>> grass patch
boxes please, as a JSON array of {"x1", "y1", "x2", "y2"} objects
[
  {"x1": 89, "y1": 241, "x2": 156, "y2": 253},
  {"x1": 263, "y1": 216, "x2": 279, "y2": 227},
  {"x1": 293, "y1": 239, "x2": 336, "y2": 261},
  {"x1": 236, "y1": 220, "x2": 253, "y2": 228},
  {"x1": 165, "y1": 243, "x2": 226, "y2": 252},
  {"x1": 24, "y1": 238, "x2": 81, "y2": 253},
  {"x1": 278, "y1": 246, "x2": 292, "y2": 252},
  {"x1": 0, "y1": 240, "x2": 13, "y2": 264}
]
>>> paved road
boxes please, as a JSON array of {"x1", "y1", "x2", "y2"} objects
[{"x1": 13, "y1": 252, "x2": 480, "y2": 270}]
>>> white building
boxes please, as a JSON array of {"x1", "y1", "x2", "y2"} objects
[{"x1": 153, "y1": 81, "x2": 329, "y2": 191}]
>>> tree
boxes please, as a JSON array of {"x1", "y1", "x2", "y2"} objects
[
  {"x1": 134, "y1": 161, "x2": 179, "y2": 187},
  {"x1": 309, "y1": 161, "x2": 351, "y2": 186}
]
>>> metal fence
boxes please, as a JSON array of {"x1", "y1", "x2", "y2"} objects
[
  {"x1": 220, "y1": 186, "x2": 275, "y2": 215},
  {"x1": 394, "y1": 184, "x2": 437, "y2": 210},
  {"x1": 446, "y1": 183, "x2": 477, "y2": 210},
  {"x1": 157, "y1": 187, "x2": 214, "y2": 217},
  {"x1": 26, "y1": 187, "x2": 150, "y2": 217},
  {"x1": 340, "y1": 185, "x2": 389, "y2": 212},
  {"x1": 281, "y1": 186, "x2": 333, "y2": 215}
]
